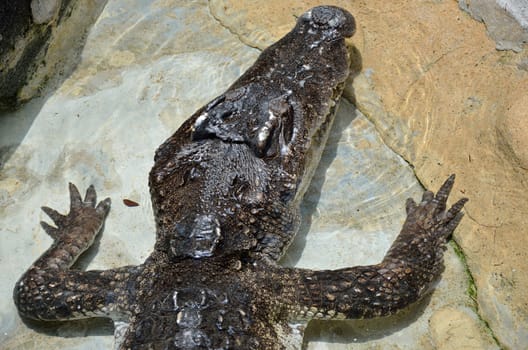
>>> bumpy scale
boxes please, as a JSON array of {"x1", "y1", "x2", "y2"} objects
[{"x1": 13, "y1": 6, "x2": 468, "y2": 349}]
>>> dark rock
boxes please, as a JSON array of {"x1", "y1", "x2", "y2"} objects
[
  {"x1": 1, "y1": 1, "x2": 51, "y2": 109},
  {"x1": 0, "y1": 0, "x2": 104, "y2": 111}
]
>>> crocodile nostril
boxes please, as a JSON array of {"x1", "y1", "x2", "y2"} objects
[
  {"x1": 306, "y1": 6, "x2": 356, "y2": 38},
  {"x1": 311, "y1": 6, "x2": 336, "y2": 26}
]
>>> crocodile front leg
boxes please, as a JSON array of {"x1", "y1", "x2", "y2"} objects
[
  {"x1": 268, "y1": 175, "x2": 467, "y2": 320},
  {"x1": 13, "y1": 184, "x2": 136, "y2": 321}
]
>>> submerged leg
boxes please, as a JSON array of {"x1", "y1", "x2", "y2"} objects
[
  {"x1": 13, "y1": 184, "x2": 137, "y2": 320},
  {"x1": 273, "y1": 175, "x2": 467, "y2": 320}
]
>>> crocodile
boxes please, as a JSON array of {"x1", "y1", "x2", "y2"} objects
[{"x1": 13, "y1": 6, "x2": 468, "y2": 349}]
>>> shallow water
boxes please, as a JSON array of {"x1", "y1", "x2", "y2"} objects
[{"x1": 0, "y1": 1, "x2": 506, "y2": 349}]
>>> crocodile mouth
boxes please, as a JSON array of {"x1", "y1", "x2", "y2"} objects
[{"x1": 292, "y1": 81, "x2": 347, "y2": 201}]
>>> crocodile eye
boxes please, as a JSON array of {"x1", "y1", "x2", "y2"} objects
[
  {"x1": 255, "y1": 111, "x2": 280, "y2": 156},
  {"x1": 254, "y1": 96, "x2": 294, "y2": 158}
]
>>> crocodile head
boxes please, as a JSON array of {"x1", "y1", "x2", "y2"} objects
[{"x1": 149, "y1": 6, "x2": 356, "y2": 260}]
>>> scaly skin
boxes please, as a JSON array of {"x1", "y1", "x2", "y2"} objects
[{"x1": 13, "y1": 6, "x2": 467, "y2": 349}]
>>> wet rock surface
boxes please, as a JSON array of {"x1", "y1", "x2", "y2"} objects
[{"x1": 1, "y1": 0, "x2": 526, "y2": 349}]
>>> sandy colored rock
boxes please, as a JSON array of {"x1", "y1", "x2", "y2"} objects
[
  {"x1": 429, "y1": 306, "x2": 495, "y2": 350},
  {"x1": 497, "y1": 92, "x2": 528, "y2": 169},
  {"x1": 348, "y1": 3, "x2": 528, "y2": 348},
  {"x1": 210, "y1": 0, "x2": 528, "y2": 348}
]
